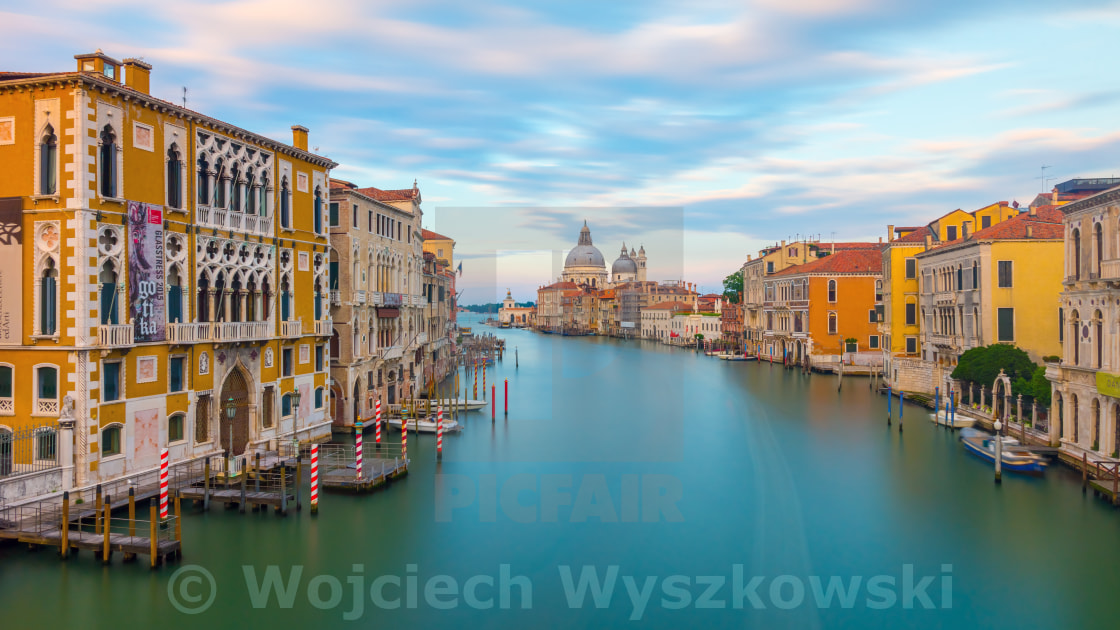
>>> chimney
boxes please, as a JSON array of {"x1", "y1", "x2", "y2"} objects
[
  {"x1": 924, "y1": 234, "x2": 933, "y2": 251},
  {"x1": 1052, "y1": 187, "x2": 1058, "y2": 204},
  {"x1": 1029, "y1": 205, "x2": 1037, "y2": 217},
  {"x1": 830, "y1": 242, "x2": 835, "y2": 254},
  {"x1": 887, "y1": 224, "x2": 895, "y2": 242},
  {"x1": 1027, "y1": 225, "x2": 1034, "y2": 238},
  {"x1": 781, "y1": 240, "x2": 787, "y2": 247},
  {"x1": 962, "y1": 221, "x2": 970, "y2": 239},
  {"x1": 878, "y1": 236, "x2": 883, "y2": 244},
  {"x1": 291, "y1": 125, "x2": 309, "y2": 151},
  {"x1": 122, "y1": 58, "x2": 152, "y2": 94}
]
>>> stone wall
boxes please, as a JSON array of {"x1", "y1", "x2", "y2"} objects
[{"x1": 888, "y1": 356, "x2": 937, "y2": 395}]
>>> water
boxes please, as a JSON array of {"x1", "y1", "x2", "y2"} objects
[{"x1": 3, "y1": 312, "x2": 1118, "y2": 629}]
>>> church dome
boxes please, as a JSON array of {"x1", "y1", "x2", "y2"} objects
[
  {"x1": 564, "y1": 221, "x2": 606, "y2": 269},
  {"x1": 612, "y1": 243, "x2": 637, "y2": 274}
]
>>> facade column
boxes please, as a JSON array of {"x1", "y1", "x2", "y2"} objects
[
  {"x1": 58, "y1": 413, "x2": 75, "y2": 491},
  {"x1": 238, "y1": 289, "x2": 247, "y2": 322}
]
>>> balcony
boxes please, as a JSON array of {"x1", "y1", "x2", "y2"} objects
[
  {"x1": 330, "y1": 290, "x2": 341, "y2": 306},
  {"x1": 927, "y1": 333, "x2": 958, "y2": 348},
  {"x1": 368, "y1": 292, "x2": 383, "y2": 306},
  {"x1": 211, "y1": 321, "x2": 271, "y2": 342},
  {"x1": 933, "y1": 292, "x2": 956, "y2": 306},
  {"x1": 381, "y1": 345, "x2": 404, "y2": 360},
  {"x1": 99, "y1": 324, "x2": 134, "y2": 348},
  {"x1": 355, "y1": 290, "x2": 366, "y2": 305},
  {"x1": 416, "y1": 332, "x2": 428, "y2": 345},
  {"x1": 195, "y1": 205, "x2": 273, "y2": 237},
  {"x1": 281, "y1": 320, "x2": 303, "y2": 338},
  {"x1": 166, "y1": 322, "x2": 211, "y2": 344},
  {"x1": 1100, "y1": 259, "x2": 1120, "y2": 281},
  {"x1": 314, "y1": 320, "x2": 332, "y2": 336}
]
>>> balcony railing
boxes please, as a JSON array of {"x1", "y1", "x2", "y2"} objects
[
  {"x1": 99, "y1": 323, "x2": 134, "y2": 347},
  {"x1": 416, "y1": 332, "x2": 428, "y2": 345},
  {"x1": 314, "y1": 320, "x2": 332, "y2": 336},
  {"x1": 368, "y1": 292, "x2": 383, "y2": 306},
  {"x1": 166, "y1": 322, "x2": 211, "y2": 344},
  {"x1": 281, "y1": 320, "x2": 303, "y2": 338},
  {"x1": 1101, "y1": 259, "x2": 1120, "y2": 281},
  {"x1": 355, "y1": 290, "x2": 366, "y2": 305},
  {"x1": 381, "y1": 345, "x2": 404, "y2": 360},
  {"x1": 36, "y1": 399, "x2": 59, "y2": 415},
  {"x1": 211, "y1": 321, "x2": 271, "y2": 342},
  {"x1": 330, "y1": 290, "x2": 341, "y2": 306},
  {"x1": 195, "y1": 205, "x2": 273, "y2": 237}
]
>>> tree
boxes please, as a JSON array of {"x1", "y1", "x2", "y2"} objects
[
  {"x1": 951, "y1": 344, "x2": 1038, "y2": 399},
  {"x1": 722, "y1": 271, "x2": 743, "y2": 304}
]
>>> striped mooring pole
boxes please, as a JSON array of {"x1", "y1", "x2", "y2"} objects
[
  {"x1": 375, "y1": 398, "x2": 382, "y2": 444},
  {"x1": 437, "y1": 405, "x2": 444, "y2": 460},
  {"x1": 483, "y1": 364, "x2": 487, "y2": 399},
  {"x1": 310, "y1": 444, "x2": 319, "y2": 514},
  {"x1": 402, "y1": 415, "x2": 408, "y2": 459},
  {"x1": 473, "y1": 361, "x2": 478, "y2": 398},
  {"x1": 355, "y1": 418, "x2": 364, "y2": 481},
  {"x1": 159, "y1": 448, "x2": 169, "y2": 519},
  {"x1": 898, "y1": 390, "x2": 904, "y2": 432}
]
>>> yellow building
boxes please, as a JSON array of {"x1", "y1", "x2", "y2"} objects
[
  {"x1": 881, "y1": 202, "x2": 1020, "y2": 393},
  {"x1": 912, "y1": 207, "x2": 1064, "y2": 393},
  {"x1": 0, "y1": 51, "x2": 335, "y2": 494},
  {"x1": 422, "y1": 228, "x2": 455, "y2": 269}
]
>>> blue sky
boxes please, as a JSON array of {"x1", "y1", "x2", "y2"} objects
[{"x1": 4, "y1": 0, "x2": 1120, "y2": 301}]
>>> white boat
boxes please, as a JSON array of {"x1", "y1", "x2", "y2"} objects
[
  {"x1": 959, "y1": 428, "x2": 1047, "y2": 474},
  {"x1": 422, "y1": 398, "x2": 488, "y2": 411},
  {"x1": 386, "y1": 417, "x2": 462, "y2": 433},
  {"x1": 930, "y1": 409, "x2": 975, "y2": 428}
]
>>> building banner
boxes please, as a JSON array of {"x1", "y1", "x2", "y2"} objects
[
  {"x1": 128, "y1": 201, "x2": 165, "y2": 342},
  {"x1": 0, "y1": 198, "x2": 22, "y2": 346}
]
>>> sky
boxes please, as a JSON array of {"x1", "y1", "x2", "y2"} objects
[{"x1": 4, "y1": 0, "x2": 1120, "y2": 301}]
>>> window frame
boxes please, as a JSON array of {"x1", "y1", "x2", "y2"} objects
[
  {"x1": 904, "y1": 258, "x2": 916, "y2": 280},
  {"x1": 33, "y1": 364, "x2": 60, "y2": 417},
  {"x1": 169, "y1": 355, "x2": 187, "y2": 393},
  {"x1": 997, "y1": 260, "x2": 1013, "y2": 288},
  {"x1": 102, "y1": 359, "x2": 124, "y2": 403},
  {"x1": 168, "y1": 412, "x2": 186, "y2": 444},
  {"x1": 0, "y1": 363, "x2": 13, "y2": 416},
  {"x1": 905, "y1": 336, "x2": 918, "y2": 354},
  {"x1": 997, "y1": 307, "x2": 1015, "y2": 342},
  {"x1": 101, "y1": 423, "x2": 124, "y2": 458}
]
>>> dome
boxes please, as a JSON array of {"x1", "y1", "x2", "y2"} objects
[
  {"x1": 612, "y1": 256, "x2": 638, "y2": 274},
  {"x1": 564, "y1": 221, "x2": 605, "y2": 269}
]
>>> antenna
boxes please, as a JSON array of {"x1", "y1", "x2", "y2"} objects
[
  {"x1": 1035, "y1": 165, "x2": 1055, "y2": 192},
  {"x1": 182, "y1": 86, "x2": 188, "y2": 108}
]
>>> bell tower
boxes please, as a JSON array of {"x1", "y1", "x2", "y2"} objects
[{"x1": 636, "y1": 245, "x2": 647, "y2": 282}]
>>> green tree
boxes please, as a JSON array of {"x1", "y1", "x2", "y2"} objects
[
  {"x1": 722, "y1": 270, "x2": 743, "y2": 303},
  {"x1": 951, "y1": 344, "x2": 1038, "y2": 399}
]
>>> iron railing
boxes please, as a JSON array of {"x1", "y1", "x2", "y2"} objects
[{"x1": 0, "y1": 422, "x2": 60, "y2": 479}]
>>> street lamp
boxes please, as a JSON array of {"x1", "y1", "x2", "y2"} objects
[
  {"x1": 289, "y1": 388, "x2": 302, "y2": 458},
  {"x1": 225, "y1": 396, "x2": 236, "y2": 472}
]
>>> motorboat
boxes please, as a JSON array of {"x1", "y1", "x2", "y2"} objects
[
  {"x1": 930, "y1": 408, "x2": 975, "y2": 428},
  {"x1": 960, "y1": 428, "x2": 1047, "y2": 474},
  {"x1": 417, "y1": 398, "x2": 488, "y2": 411},
  {"x1": 386, "y1": 416, "x2": 462, "y2": 433}
]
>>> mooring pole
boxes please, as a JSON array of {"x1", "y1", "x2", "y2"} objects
[
  {"x1": 899, "y1": 390, "x2": 904, "y2": 432},
  {"x1": 60, "y1": 492, "x2": 69, "y2": 560},
  {"x1": 149, "y1": 500, "x2": 158, "y2": 569},
  {"x1": 504, "y1": 379, "x2": 508, "y2": 416},
  {"x1": 203, "y1": 459, "x2": 211, "y2": 511},
  {"x1": 102, "y1": 494, "x2": 112, "y2": 565}
]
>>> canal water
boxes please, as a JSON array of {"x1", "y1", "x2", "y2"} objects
[{"x1": 3, "y1": 312, "x2": 1119, "y2": 628}]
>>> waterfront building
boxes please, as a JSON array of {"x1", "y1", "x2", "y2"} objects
[
  {"x1": 0, "y1": 51, "x2": 335, "y2": 494},
  {"x1": 421, "y1": 228, "x2": 454, "y2": 268},
  {"x1": 914, "y1": 207, "x2": 1063, "y2": 390},
  {"x1": 498, "y1": 289, "x2": 534, "y2": 327},
  {"x1": 1028, "y1": 178, "x2": 1120, "y2": 210},
  {"x1": 720, "y1": 302, "x2": 743, "y2": 351},
  {"x1": 762, "y1": 247, "x2": 884, "y2": 368},
  {"x1": 535, "y1": 281, "x2": 577, "y2": 332},
  {"x1": 597, "y1": 289, "x2": 619, "y2": 337},
  {"x1": 671, "y1": 311, "x2": 721, "y2": 348},
  {"x1": 1048, "y1": 186, "x2": 1120, "y2": 455},
  {"x1": 562, "y1": 221, "x2": 608, "y2": 288},
  {"x1": 640, "y1": 301, "x2": 692, "y2": 342},
  {"x1": 697, "y1": 293, "x2": 723, "y2": 313},
  {"x1": 327, "y1": 179, "x2": 425, "y2": 426},
  {"x1": 881, "y1": 202, "x2": 1020, "y2": 393},
  {"x1": 421, "y1": 250, "x2": 456, "y2": 385}
]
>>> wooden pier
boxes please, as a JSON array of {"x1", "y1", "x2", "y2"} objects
[{"x1": 316, "y1": 444, "x2": 409, "y2": 493}]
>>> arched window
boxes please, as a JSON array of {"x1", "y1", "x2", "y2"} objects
[
  {"x1": 314, "y1": 387, "x2": 324, "y2": 409},
  {"x1": 167, "y1": 146, "x2": 182, "y2": 209},
  {"x1": 40, "y1": 258, "x2": 58, "y2": 335},
  {"x1": 99, "y1": 261, "x2": 119, "y2": 325},
  {"x1": 168, "y1": 412, "x2": 185, "y2": 443},
  {"x1": 280, "y1": 176, "x2": 290, "y2": 229},
  {"x1": 956, "y1": 265, "x2": 963, "y2": 291},
  {"x1": 214, "y1": 158, "x2": 227, "y2": 208},
  {"x1": 246, "y1": 277, "x2": 258, "y2": 322},
  {"x1": 1071, "y1": 394, "x2": 1080, "y2": 443},
  {"x1": 1094, "y1": 222, "x2": 1104, "y2": 277},
  {"x1": 197, "y1": 154, "x2": 210, "y2": 205},
  {"x1": 261, "y1": 278, "x2": 272, "y2": 321},
  {"x1": 197, "y1": 275, "x2": 210, "y2": 323},
  {"x1": 827, "y1": 312, "x2": 837, "y2": 335},
  {"x1": 168, "y1": 265, "x2": 183, "y2": 324},
  {"x1": 874, "y1": 280, "x2": 882, "y2": 302},
  {"x1": 0, "y1": 364, "x2": 13, "y2": 408},
  {"x1": 246, "y1": 171, "x2": 257, "y2": 215},
  {"x1": 1092, "y1": 398, "x2": 1101, "y2": 449},
  {"x1": 40, "y1": 124, "x2": 58, "y2": 195},
  {"x1": 1072, "y1": 228, "x2": 1082, "y2": 281},
  {"x1": 282, "y1": 393, "x2": 293, "y2": 418},
  {"x1": 99, "y1": 125, "x2": 117, "y2": 198},
  {"x1": 102, "y1": 424, "x2": 122, "y2": 457},
  {"x1": 827, "y1": 279, "x2": 837, "y2": 303},
  {"x1": 1094, "y1": 310, "x2": 1103, "y2": 369},
  {"x1": 972, "y1": 261, "x2": 978, "y2": 290},
  {"x1": 259, "y1": 174, "x2": 269, "y2": 217},
  {"x1": 314, "y1": 186, "x2": 323, "y2": 233},
  {"x1": 280, "y1": 276, "x2": 292, "y2": 322},
  {"x1": 230, "y1": 164, "x2": 242, "y2": 212},
  {"x1": 1071, "y1": 310, "x2": 1081, "y2": 365},
  {"x1": 36, "y1": 365, "x2": 58, "y2": 411}
]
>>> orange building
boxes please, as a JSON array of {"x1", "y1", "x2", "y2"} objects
[{"x1": 762, "y1": 247, "x2": 884, "y2": 369}]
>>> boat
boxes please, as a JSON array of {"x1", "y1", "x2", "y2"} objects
[
  {"x1": 722, "y1": 354, "x2": 751, "y2": 362},
  {"x1": 959, "y1": 428, "x2": 1048, "y2": 474},
  {"x1": 386, "y1": 417, "x2": 462, "y2": 433},
  {"x1": 930, "y1": 408, "x2": 975, "y2": 428},
  {"x1": 419, "y1": 398, "x2": 488, "y2": 411}
]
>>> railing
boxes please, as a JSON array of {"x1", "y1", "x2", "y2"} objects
[
  {"x1": 368, "y1": 292, "x2": 383, "y2": 306},
  {"x1": 355, "y1": 290, "x2": 366, "y2": 305},
  {"x1": 416, "y1": 332, "x2": 428, "y2": 345},
  {"x1": 195, "y1": 205, "x2": 274, "y2": 237},
  {"x1": 0, "y1": 422, "x2": 60, "y2": 479},
  {"x1": 166, "y1": 322, "x2": 211, "y2": 343},
  {"x1": 36, "y1": 400, "x2": 59, "y2": 415},
  {"x1": 281, "y1": 320, "x2": 302, "y2": 338},
  {"x1": 933, "y1": 292, "x2": 956, "y2": 305},
  {"x1": 314, "y1": 320, "x2": 332, "y2": 336},
  {"x1": 99, "y1": 324, "x2": 134, "y2": 347},
  {"x1": 1101, "y1": 259, "x2": 1120, "y2": 281},
  {"x1": 381, "y1": 344, "x2": 404, "y2": 360},
  {"x1": 330, "y1": 291, "x2": 341, "y2": 306},
  {"x1": 0, "y1": 397, "x2": 11, "y2": 415},
  {"x1": 211, "y1": 321, "x2": 271, "y2": 342}
]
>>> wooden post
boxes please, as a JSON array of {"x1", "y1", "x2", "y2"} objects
[
  {"x1": 174, "y1": 490, "x2": 182, "y2": 557},
  {"x1": 1113, "y1": 464, "x2": 1118, "y2": 506},
  {"x1": 255, "y1": 453, "x2": 261, "y2": 491},
  {"x1": 280, "y1": 464, "x2": 287, "y2": 516},
  {"x1": 128, "y1": 487, "x2": 136, "y2": 538},
  {"x1": 203, "y1": 458, "x2": 211, "y2": 511},
  {"x1": 240, "y1": 457, "x2": 247, "y2": 513},
  {"x1": 102, "y1": 494, "x2": 112, "y2": 564},
  {"x1": 95, "y1": 484, "x2": 103, "y2": 535},
  {"x1": 61, "y1": 490, "x2": 69, "y2": 558},
  {"x1": 296, "y1": 459, "x2": 303, "y2": 512},
  {"x1": 149, "y1": 500, "x2": 158, "y2": 569},
  {"x1": 887, "y1": 385, "x2": 892, "y2": 425},
  {"x1": 1083, "y1": 452, "x2": 1089, "y2": 492}
]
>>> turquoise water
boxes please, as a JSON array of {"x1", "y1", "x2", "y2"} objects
[{"x1": 2, "y1": 312, "x2": 1118, "y2": 628}]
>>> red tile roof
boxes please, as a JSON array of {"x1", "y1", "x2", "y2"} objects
[
  {"x1": 540, "y1": 281, "x2": 579, "y2": 291},
  {"x1": 356, "y1": 187, "x2": 416, "y2": 202},
  {"x1": 644, "y1": 301, "x2": 693, "y2": 311},
  {"x1": 770, "y1": 247, "x2": 884, "y2": 276},
  {"x1": 893, "y1": 225, "x2": 934, "y2": 244},
  {"x1": 421, "y1": 228, "x2": 453, "y2": 241},
  {"x1": 925, "y1": 206, "x2": 1064, "y2": 252}
]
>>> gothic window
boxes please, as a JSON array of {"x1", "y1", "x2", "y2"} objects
[
  {"x1": 214, "y1": 158, "x2": 227, "y2": 208},
  {"x1": 99, "y1": 125, "x2": 117, "y2": 198},
  {"x1": 167, "y1": 145, "x2": 182, "y2": 209},
  {"x1": 230, "y1": 164, "x2": 242, "y2": 212},
  {"x1": 827, "y1": 280, "x2": 837, "y2": 303},
  {"x1": 314, "y1": 186, "x2": 323, "y2": 234},
  {"x1": 99, "y1": 261, "x2": 120, "y2": 325},
  {"x1": 259, "y1": 173, "x2": 269, "y2": 217},
  {"x1": 280, "y1": 176, "x2": 290, "y2": 229},
  {"x1": 40, "y1": 258, "x2": 58, "y2": 335},
  {"x1": 197, "y1": 154, "x2": 210, "y2": 205},
  {"x1": 246, "y1": 171, "x2": 257, "y2": 214},
  {"x1": 1072, "y1": 228, "x2": 1082, "y2": 281},
  {"x1": 40, "y1": 124, "x2": 57, "y2": 195}
]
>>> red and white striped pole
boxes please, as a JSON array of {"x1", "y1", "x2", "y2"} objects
[
  {"x1": 375, "y1": 398, "x2": 382, "y2": 444},
  {"x1": 159, "y1": 448, "x2": 169, "y2": 519},
  {"x1": 473, "y1": 361, "x2": 478, "y2": 398},
  {"x1": 355, "y1": 417, "x2": 363, "y2": 481},
  {"x1": 483, "y1": 364, "x2": 487, "y2": 399},
  {"x1": 436, "y1": 405, "x2": 443, "y2": 460},
  {"x1": 402, "y1": 415, "x2": 408, "y2": 459},
  {"x1": 310, "y1": 444, "x2": 319, "y2": 514}
]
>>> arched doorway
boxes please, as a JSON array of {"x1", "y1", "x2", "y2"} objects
[
  {"x1": 352, "y1": 379, "x2": 362, "y2": 425},
  {"x1": 219, "y1": 367, "x2": 251, "y2": 455},
  {"x1": 330, "y1": 382, "x2": 345, "y2": 428}
]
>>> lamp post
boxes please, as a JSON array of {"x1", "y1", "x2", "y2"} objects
[
  {"x1": 225, "y1": 396, "x2": 236, "y2": 476},
  {"x1": 290, "y1": 387, "x2": 302, "y2": 460}
]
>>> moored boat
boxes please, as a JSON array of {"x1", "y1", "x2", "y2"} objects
[
  {"x1": 386, "y1": 417, "x2": 462, "y2": 433},
  {"x1": 930, "y1": 409, "x2": 975, "y2": 428},
  {"x1": 960, "y1": 428, "x2": 1047, "y2": 474}
]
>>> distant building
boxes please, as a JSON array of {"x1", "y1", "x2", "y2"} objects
[{"x1": 498, "y1": 290, "x2": 534, "y2": 327}]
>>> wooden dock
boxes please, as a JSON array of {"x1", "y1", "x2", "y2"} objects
[{"x1": 321, "y1": 457, "x2": 408, "y2": 492}]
